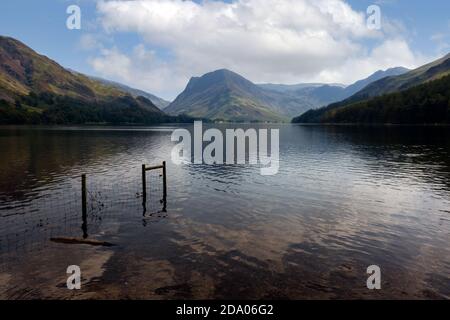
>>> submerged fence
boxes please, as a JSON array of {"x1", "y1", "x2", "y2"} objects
[
  {"x1": 0, "y1": 163, "x2": 168, "y2": 262},
  {"x1": 142, "y1": 162, "x2": 167, "y2": 214}
]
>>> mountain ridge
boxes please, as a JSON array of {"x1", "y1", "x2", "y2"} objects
[
  {"x1": 166, "y1": 69, "x2": 292, "y2": 122},
  {"x1": 293, "y1": 53, "x2": 450, "y2": 124},
  {"x1": 77, "y1": 73, "x2": 171, "y2": 110},
  {"x1": 286, "y1": 67, "x2": 410, "y2": 108},
  {"x1": 0, "y1": 36, "x2": 184, "y2": 124},
  {"x1": 1, "y1": 35, "x2": 427, "y2": 125},
  {"x1": 334, "y1": 56, "x2": 450, "y2": 108},
  {"x1": 166, "y1": 67, "x2": 409, "y2": 122}
]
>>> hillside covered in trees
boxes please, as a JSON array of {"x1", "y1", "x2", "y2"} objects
[
  {"x1": 293, "y1": 74, "x2": 450, "y2": 124},
  {"x1": 0, "y1": 93, "x2": 193, "y2": 125}
]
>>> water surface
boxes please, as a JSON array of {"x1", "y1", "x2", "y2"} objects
[{"x1": 0, "y1": 124, "x2": 449, "y2": 299}]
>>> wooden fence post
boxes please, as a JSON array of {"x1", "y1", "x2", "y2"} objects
[
  {"x1": 162, "y1": 161, "x2": 167, "y2": 211},
  {"x1": 142, "y1": 164, "x2": 147, "y2": 206},
  {"x1": 81, "y1": 174, "x2": 88, "y2": 239}
]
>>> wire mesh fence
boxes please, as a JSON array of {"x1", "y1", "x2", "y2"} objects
[{"x1": 0, "y1": 163, "x2": 167, "y2": 263}]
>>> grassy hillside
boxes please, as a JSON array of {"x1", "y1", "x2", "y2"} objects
[
  {"x1": 0, "y1": 36, "x2": 182, "y2": 124},
  {"x1": 166, "y1": 69, "x2": 290, "y2": 122}
]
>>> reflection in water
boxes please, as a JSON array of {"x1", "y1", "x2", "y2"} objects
[{"x1": 0, "y1": 125, "x2": 449, "y2": 299}]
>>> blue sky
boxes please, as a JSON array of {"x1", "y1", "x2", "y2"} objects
[{"x1": 1, "y1": 0, "x2": 449, "y2": 100}]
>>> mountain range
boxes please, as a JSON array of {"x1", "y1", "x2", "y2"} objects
[
  {"x1": 83, "y1": 75, "x2": 171, "y2": 110},
  {"x1": 294, "y1": 53, "x2": 450, "y2": 124},
  {"x1": 1, "y1": 35, "x2": 449, "y2": 125},
  {"x1": 259, "y1": 67, "x2": 409, "y2": 107},
  {"x1": 0, "y1": 36, "x2": 182, "y2": 124},
  {"x1": 165, "y1": 67, "x2": 409, "y2": 122},
  {"x1": 166, "y1": 69, "x2": 293, "y2": 122}
]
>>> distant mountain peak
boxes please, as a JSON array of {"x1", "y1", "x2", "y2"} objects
[
  {"x1": 208, "y1": 68, "x2": 240, "y2": 76},
  {"x1": 386, "y1": 66, "x2": 410, "y2": 72},
  {"x1": 166, "y1": 64, "x2": 415, "y2": 122},
  {"x1": 210, "y1": 68, "x2": 233, "y2": 74},
  {"x1": 294, "y1": 52, "x2": 450, "y2": 124},
  {"x1": 165, "y1": 69, "x2": 290, "y2": 122},
  {"x1": 198, "y1": 68, "x2": 248, "y2": 82}
]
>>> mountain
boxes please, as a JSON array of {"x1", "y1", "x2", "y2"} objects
[
  {"x1": 293, "y1": 53, "x2": 450, "y2": 124},
  {"x1": 294, "y1": 74, "x2": 450, "y2": 124},
  {"x1": 166, "y1": 69, "x2": 299, "y2": 122},
  {"x1": 342, "y1": 67, "x2": 410, "y2": 98},
  {"x1": 289, "y1": 67, "x2": 410, "y2": 107},
  {"x1": 257, "y1": 83, "x2": 336, "y2": 92},
  {"x1": 0, "y1": 36, "x2": 176, "y2": 124},
  {"x1": 166, "y1": 67, "x2": 410, "y2": 122},
  {"x1": 256, "y1": 68, "x2": 410, "y2": 114},
  {"x1": 346, "y1": 55, "x2": 450, "y2": 103},
  {"x1": 0, "y1": 35, "x2": 416, "y2": 124},
  {"x1": 84, "y1": 75, "x2": 171, "y2": 110},
  {"x1": 295, "y1": 84, "x2": 348, "y2": 107}
]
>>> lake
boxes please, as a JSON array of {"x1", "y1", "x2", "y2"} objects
[{"x1": 0, "y1": 124, "x2": 449, "y2": 299}]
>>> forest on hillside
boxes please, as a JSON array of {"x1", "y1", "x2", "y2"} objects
[
  {"x1": 293, "y1": 74, "x2": 450, "y2": 124},
  {"x1": 0, "y1": 92, "x2": 193, "y2": 125}
]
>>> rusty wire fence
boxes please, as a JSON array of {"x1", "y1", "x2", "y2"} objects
[{"x1": 0, "y1": 163, "x2": 167, "y2": 264}]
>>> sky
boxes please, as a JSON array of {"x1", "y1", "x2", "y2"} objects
[{"x1": 0, "y1": 0, "x2": 449, "y2": 100}]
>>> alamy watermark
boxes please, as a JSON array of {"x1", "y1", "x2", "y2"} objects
[
  {"x1": 171, "y1": 121, "x2": 279, "y2": 176},
  {"x1": 366, "y1": 265, "x2": 381, "y2": 290},
  {"x1": 367, "y1": 5, "x2": 381, "y2": 30},
  {"x1": 66, "y1": 5, "x2": 81, "y2": 30},
  {"x1": 66, "y1": 265, "x2": 81, "y2": 290}
]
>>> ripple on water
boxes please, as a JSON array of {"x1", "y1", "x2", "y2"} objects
[{"x1": 0, "y1": 125, "x2": 449, "y2": 299}]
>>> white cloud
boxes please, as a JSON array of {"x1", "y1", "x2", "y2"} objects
[
  {"x1": 89, "y1": 45, "x2": 190, "y2": 98},
  {"x1": 90, "y1": 48, "x2": 131, "y2": 79},
  {"x1": 317, "y1": 38, "x2": 426, "y2": 83},
  {"x1": 79, "y1": 34, "x2": 103, "y2": 51},
  {"x1": 90, "y1": 0, "x2": 427, "y2": 99}
]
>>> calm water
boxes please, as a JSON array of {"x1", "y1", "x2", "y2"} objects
[{"x1": 0, "y1": 124, "x2": 449, "y2": 299}]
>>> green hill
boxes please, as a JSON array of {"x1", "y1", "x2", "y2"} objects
[
  {"x1": 343, "y1": 54, "x2": 450, "y2": 105},
  {"x1": 165, "y1": 69, "x2": 322, "y2": 122},
  {"x1": 0, "y1": 36, "x2": 179, "y2": 124},
  {"x1": 165, "y1": 69, "x2": 291, "y2": 122},
  {"x1": 166, "y1": 68, "x2": 410, "y2": 123},
  {"x1": 295, "y1": 74, "x2": 450, "y2": 124},
  {"x1": 293, "y1": 53, "x2": 450, "y2": 124}
]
